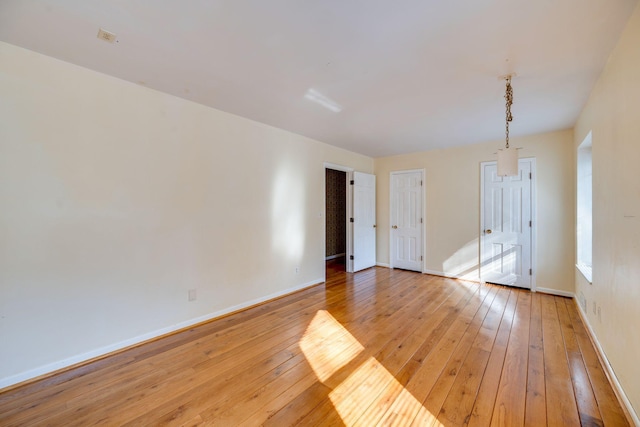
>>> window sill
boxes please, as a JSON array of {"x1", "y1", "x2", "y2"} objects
[{"x1": 576, "y1": 263, "x2": 593, "y2": 284}]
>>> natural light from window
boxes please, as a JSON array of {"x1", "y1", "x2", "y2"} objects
[
  {"x1": 442, "y1": 238, "x2": 481, "y2": 280},
  {"x1": 299, "y1": 310, "x2": 364, "y2": 382},
  {"x1": 299, "y1": 310, "x2": 444, "y2": 426},
  {"x1": 271, "y1": 166, "x2": 306, "y2": 264},
  {"x1": 577, "y1": 132, "x2": 593, "y2": 282}
]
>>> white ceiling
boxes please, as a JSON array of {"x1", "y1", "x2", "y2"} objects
[{"x1": 1, "y1": 1, "x2": 637, "y2": 157}]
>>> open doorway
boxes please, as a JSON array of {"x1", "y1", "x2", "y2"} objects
[{"x1": 325, "y1": 168, "x2": 347, "y2": 274}]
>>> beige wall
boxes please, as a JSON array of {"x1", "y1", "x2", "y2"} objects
[
  {"x1": 574, "y1": 3, "x2": 640, "y2": 418},
  {"x1": 374, "y1": 130, "x2": 575, "y2": 293},
  {"x1": 0, "y1": 42, "x2": 373, "y2": 387}
]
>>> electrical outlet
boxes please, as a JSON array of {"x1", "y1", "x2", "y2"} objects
[
  {"x1": 295, "y1": 267, "x2": 300, "y2": 274},
  {"x1": 188, "y1": 289, "x2": 197, "y2": 302}
]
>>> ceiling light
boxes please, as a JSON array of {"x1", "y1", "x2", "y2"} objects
[
  {"x1": 97, "y1": 28, "x2": 117, "y2": 44},
  {"x1": 497, "y1": 74, "x2": 518, "y2": 177},
  {"x1": 304, "y1": 88, "x2": 343, "y2": 113}
]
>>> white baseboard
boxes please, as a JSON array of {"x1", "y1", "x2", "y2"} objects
[
  {"x1": 423, "y1": 269, "x2": 481, "y2": 283},
  {"x1": 575, "y1": 299, "x2": 640, "y2": 426},
  {"x1": 325, "y1": 253, "x2": 346, "y2": 260},
  {"x1": 0, "y1": 278, "x2": 324, "y2": 390},
  {"x1": 535, "y1": 287, "x2": 575, "y2": 298},
  {"x1": 376, "y1": 262, "x2": 390, "y2": 268},
  {"x1": 423, "y1": 269, "x2": 452, "y2": 277}
]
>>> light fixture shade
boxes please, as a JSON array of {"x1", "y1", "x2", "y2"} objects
[{"x1": 497, "y1": 147, "x2": 518, "y2": 177}]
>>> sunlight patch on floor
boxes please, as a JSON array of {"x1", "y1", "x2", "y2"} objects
[
  {"x1": 300, "y1": 310, "x2": 443, "y2": 426},
  {"x1": 299, "y1": 310, "x2": 364, "y2": 382}
]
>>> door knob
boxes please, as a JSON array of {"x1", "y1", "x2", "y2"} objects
[
  {"x1": 485, "y1": 229, "x2": 492, "y2": 234},
  {"x1": 392, "y1": 225, "x2": 398, "y2": 229}
]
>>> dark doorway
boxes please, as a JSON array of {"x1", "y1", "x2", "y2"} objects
[{"x1": 325, "y1": 168, "x2": 346, "y2": 272}]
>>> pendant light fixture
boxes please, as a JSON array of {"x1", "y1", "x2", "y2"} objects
[{"x1": 497, "y1": 74, "x2": 518, "y2": 176}]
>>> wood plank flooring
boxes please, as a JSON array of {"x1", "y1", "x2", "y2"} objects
[{"x1": 0, "y1": 266, "x2": 630, "y2": 426}]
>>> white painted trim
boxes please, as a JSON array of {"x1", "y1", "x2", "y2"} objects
[
  {"x1": 325, "y1": 253, "x2": 346, "y2": 260},
  {"x1": 530, "y1": 157, "x2": 537, "y2": 292},
  {"x1": 575, "y1": 299, "x2": 640, "y2": 426},
  {"x1": 376, "y1": 262, "x2": 390, "y2": 268},
  {"x1": 324, "y1": 164, "x2": 353, "y2": 273},
  {"x1": 480, "y1": 162, "x2": 487, "y2": 283},
  {"x1": 421, "y1": 169, "x2": 427, "y2": 274},
  {"x1": 346, "y1": 171, "x2": 354, "y2": 273},
  {"x1": 423, "y1": 269, "x2": 482, "y2": 283},
  {"x1": 323, "y1": 162, "x2": 354, "y2": 173},
  {"x1": 576, "y1": 263, "x2": 593, "y2": 284},
  {"x1": 388, "y1": 172, "x2": 393, "y2": 270},
  {"x1": 0, "y1": 278, "x2": 324, "y2": 390},
  {"x1": 535, "y1": 287, "x2": 575, "y2": 298}
]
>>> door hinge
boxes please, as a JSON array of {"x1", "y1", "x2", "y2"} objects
[
  {"x1": 529, "y1": 220, "x2": 532, "y2": 227},
  {"x1": 350, "y1": 255, "x2": 354, "y2": 260},
  {"x1": 421, "y1": 218, "x2": 423, "y2": 224},
  {"x1": 420, "y1": 255, "x2": 423, "y2": 261},
  {"x1": 529, "y1": 172, "x2": 532, "y2": 180},
  {"x1": 350, "y1": 217, "x2": 354, "y2": 223},
  {"x1": 350, "y1": 180, "x2": 354, "y2": 185},
  {"x1": 529, "y1": 268, "x2": 532, "y2": 276},
  {"x1": 420, "y1": 180, "x2": 423, "y2": 186}
]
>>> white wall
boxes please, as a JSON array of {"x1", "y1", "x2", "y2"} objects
[
  {"x1": 574, "y1": 2, "x2": 640, "y2": 418},
  {"x1": 0, "y1": 42, "x2": 373, "y2": 387},
  {"x1": 374, "y1": 130, "x2": 575, "y2": 294}
]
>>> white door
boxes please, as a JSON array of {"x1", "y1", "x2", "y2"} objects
[
  {"x1": 390, "y1": 170, "x2": 423, "y2": 272},
  {"x1": 352, "y1": 172, "x2": 376, "y2": 272},
  {"x1": 480, "y1": 159, "x2": 533, "y2": 289}
]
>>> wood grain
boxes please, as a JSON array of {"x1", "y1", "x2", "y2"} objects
[
  {"x1": 466, "y1": 288, "x2": 518, "y2": 427},
  {"x1": 490, "y1": 291, "x2": 531, "y2": 426},
  {"x1": 0, "y1": 265, "x2": 629, "y2": 426},
  {"x1": 523, "y1": 292, "x2": 547, "y2": 427},
  {"x1": 541, "y1": 293, "x2": 581, "y2": 426},
  {"x1": 565, "y1": 298, "x2": 630, "y2": 426}
]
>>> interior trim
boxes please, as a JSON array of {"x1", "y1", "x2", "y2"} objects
[
  {"x1": 575, "y1": 298, "x2": 639, "y2": 426},
  {"x1": 0, "y1": 277, "x2": 325, "y2": 392}
]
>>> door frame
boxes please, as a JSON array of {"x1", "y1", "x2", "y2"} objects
[
  {"x1": 389, "y1": 169, "x2": 426, "y2": 272},
  {"x1": 324, "y1": 162, "x2": 355, "y2": 273},
  {"x1": 479, "y1": 158, "x2": 537, "y2": 290}
]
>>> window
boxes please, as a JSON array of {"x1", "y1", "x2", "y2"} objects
[{"x1": 577, "y1": 132, "x2": 592, "y2": 282}]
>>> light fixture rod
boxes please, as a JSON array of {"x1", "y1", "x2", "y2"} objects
[
  {"x1": 497, "y1": 73, "x2": 518, "y2": 177},
  {"x1": 504, "y1": 75, "x2": 514, "y2": 149}
]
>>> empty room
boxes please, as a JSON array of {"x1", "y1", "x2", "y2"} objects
[{"x1": 1, "y1": 1, "x2": 639, "y2": 425}]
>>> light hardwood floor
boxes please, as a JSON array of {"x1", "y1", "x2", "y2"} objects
[{"x1": 0, "y1": 266, "x2": 630, "y2": 426}]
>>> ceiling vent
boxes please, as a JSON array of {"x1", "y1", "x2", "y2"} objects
[{"x1": 97, "y1": 28, "x2": 117, "y2": 43}]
